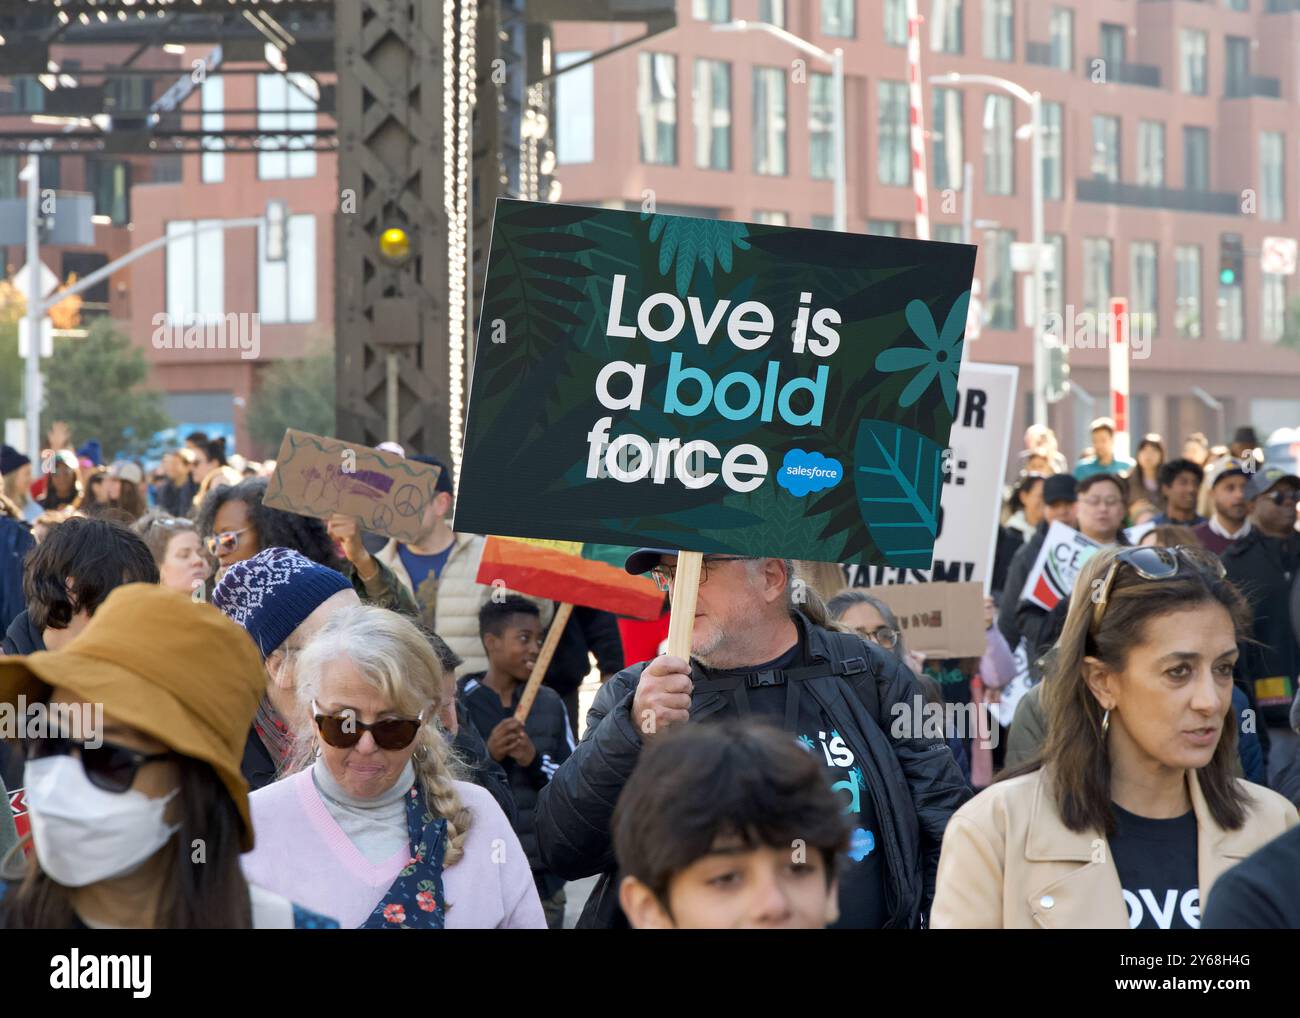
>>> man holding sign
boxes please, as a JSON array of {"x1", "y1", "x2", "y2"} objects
[{"x1": 457, "y1": 201, "x2": 977, "y2": 929}]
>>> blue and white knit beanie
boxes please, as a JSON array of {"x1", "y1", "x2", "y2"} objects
[{"x1": 212, "y1": 547, "x2": 352, "y2": 660}]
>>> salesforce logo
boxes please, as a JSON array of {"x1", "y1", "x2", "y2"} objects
[{"x1": 777, "y1": 449, "x2": 843, "y2": 496}]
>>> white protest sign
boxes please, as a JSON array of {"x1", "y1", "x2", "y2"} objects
[
  {"x1": 843, "y1": 362, "x2": 1019, "y2": 593},
  {"x1": 1019, "y1": 521, "x2": 1101, "y2": 612}
]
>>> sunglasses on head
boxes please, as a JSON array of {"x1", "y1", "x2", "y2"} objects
[
  {"x1": 1090, "y1": 545, "x2": 1227, "y2": 635},
  {"x1": 311, "y1": 700, "x2": 429, "y2": 750},
  {"x1": 21, "y1": 735, "x2": 173, "y2": 795},
  {"x1": 205, "y1": 526, "x2": 251, "y2": 557}
]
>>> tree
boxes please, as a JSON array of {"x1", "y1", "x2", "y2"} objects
[
  {"x1": 41, "y1": 318, "x2": 172, "y2": 460},
  {"x1": 245, "y1": 346, "x2": 336, "y2": 455}
]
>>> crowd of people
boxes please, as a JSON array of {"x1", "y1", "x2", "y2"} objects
[{"x1": 0, "y1": 412, "x2": 1297, "y2": 930}]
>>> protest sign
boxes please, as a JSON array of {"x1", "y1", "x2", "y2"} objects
[
  {"x1": 841, "y1": 363, "x2": 1018, "y2": 591},
  {"x1": 477, "y1": 536, "x2": 665, "y2": 619},
  {"x1": 264, "y1": 429, "x2": 443, "y2": 544},
  {"x1": 1019, "y1": 521, "x2": 1101, "y2": 612},
  {"x1": 868, "y1": 581, "x2": 987, "y2": 658},
  {"x1": 455, "y1": 200, "x2": 977, "y2": 573}
]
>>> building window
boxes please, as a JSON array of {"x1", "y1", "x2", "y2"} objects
[
  {"x1": 87, "y1": 159, "x2": 130, "y2": 226},
  {"x1": 821, "y1": 0, "x2": 855, "y2": 38},
  {"x1": 1261, "y1": 131, "x2": 1285, "y2": 221},
  {"x1": 1044, "y1": 234, "x2": 1066, "y2": 324},
  {"x1": 556, "y1": 52, "x2": 595, "y2": 164},
  {"x1": 166, "y1": 219, "x2": 224, "y2": 324},
  {"x1": 810, "y1": 72, "x2": 835, "y2": 181},
  {"x1": 885, "y1": 0, "x2": 907, "y2": 46},
  {"x1": 1175, "y1": 244, "x2": 1202, "y2": 339},
  {"x1": 1100, "y1": 23, "x2": 1126, "y2": 68},
  {"x1": 877, "y1": 81, "x2": 910, "y2": 186},
  {"x1": 930, "y1": 0, "x2": 963, "y2": 54},
  {"x1": 693, "y1": 59, "x2": 731, "y2": 171},
  {"x1": 1042, "y1": 101, "x2": 1063, "y2": 200},
  {"x1": 1184, "y1": 126, "x2": 1210, "y2": 190},
  {"x1": 753, "y1": 67, "x2": 788, "y2": 176},
  {"x1": 257, "y1": 74, "x2": 317, "y2": 181},
  {"x1": 983, "y1": 0, "x2": 1014, "y2": 61},
  {"x1": 638, "y1": 53, "x2": 678, "y2": 166},
  {"x1": 934, "y1": 223, "x2": 964, "y2": 243},
  {"x1": 1131, "y1": 241, "x2": 1158, "y2": 336},
  {"x1": 39, "y1": 156, "x2": 60, "y2": 193},
  {"x1": 200, "y1": 74, "x2": 224, "y2": 184},
  {"x1": 1227, "y1": 0, "x2": 1249, "y2": 10},
  {"x1": 1049, "y1": 7, "x2": 1073, "y2": 71},
  {"x1": 1137, "y1": 120, "x2": 1164, "y2": 188},
  {"x1": 1180, "y1": 29, "x2": 1208, "y2": 96},
  {"x1": 1091, "y1": 115, "x2": 1120, "y2": 182},
  {"x1": 259, "y1": 213, "x2": 316, "y2": 324},
  {"x1": 868, "y1": 220, "x2": 902, "y2": 236},
  {"x1": 812, "y1": 214, "x2": 836, "y2": 230},
  {"x1": 759, "y1": 0, "x2": 785, "y2": 27},
  {"x1": 753, "y1": 210, "x2": 789, "y2": 225},
  {"x1": 1219, "y1": 285, "x2": 1244, "y2": 341},
  {"x1": 984, "y1": 228, "x2": 1016, "y2": 329},
  {"x1": 0, "y1": 155, "x2": 17, "y2": 199},
  {"x1": 1263, "y1": 273, "x2": 1287, "y2": 343},
  {"x1": 931, "y1": 87, "x2": 963, "y2": 192},
  {"x1": 1083, "y1": 237, "x2": 1112, "y2": 317},
  {"x1": 692, "y1": 0, "x2": 729, "y2": 21},
  {"x1": 983, "y1": 94, "x2": 1014, "y2": 196},
  {"x1": 1225, "y1": 36, "x2": 1251, "y2": 97}
]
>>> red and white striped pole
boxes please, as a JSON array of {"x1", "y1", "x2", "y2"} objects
[
  {"x1": 906, "y1": 0, "x2": 931, "y2": 241},
  {"x1": 1109, "y1": 297, "x2": 1131, "y2": 463}
]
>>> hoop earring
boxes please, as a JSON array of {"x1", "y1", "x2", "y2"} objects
[{"x1": 1101, "y1": 709, "x2": 1111, "y2": 736}]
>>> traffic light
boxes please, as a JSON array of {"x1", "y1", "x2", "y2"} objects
[
  {"x1": 1044, "y1": 334, "x2": 1070, "y2": 404},
  {"x1": 1219, "y1": 233, "x2": 1244, "y2": 287}
]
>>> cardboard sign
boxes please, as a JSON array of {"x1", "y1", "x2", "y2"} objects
[
  {"x1": 1019, "y1": 521, "x2": 1101, "y2": 612},
  {"x1": 841, "y1": 362, "x2": 1018, "y2": 590},
  {"x1": 477, "y1": 536, "x2": 665, "y2": 619},
  {"x1": 264, "y1": 429, "x2": 442, "y2": 543},
  {"x1": 455, "y1": 200, "x2": 977, "y2": 570},
  {"x1": 868, "y1": 581, "x2": 987, "y2": 658}
]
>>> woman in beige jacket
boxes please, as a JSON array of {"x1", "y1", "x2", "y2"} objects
[{"x1": 932, "y1": 545, "x2": 1298, "y2": 929}]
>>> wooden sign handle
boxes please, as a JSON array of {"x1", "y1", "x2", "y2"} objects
[
  {"x1": 514, "y1": 602, "x2": 574, "y2": 723},
  {"x1": 664, "y1": 551, "x2": 703, "y2": 661}
]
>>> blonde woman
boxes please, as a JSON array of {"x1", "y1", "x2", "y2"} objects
[{"x1": 239, "y1": 604, "x2": 544, "y2": 928}]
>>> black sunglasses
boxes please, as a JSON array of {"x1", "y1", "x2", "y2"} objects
[
  {"x1": 1091, "y1": 545, "x2": 1227, "y2": 634},
  {"x1": 21, "y1": 735, "x2": 173, "y2": 795},
  {"x1": 312, "y1": 700, "x2": 428, "y2": 750}
]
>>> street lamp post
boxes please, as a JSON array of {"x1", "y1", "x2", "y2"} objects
[
  {"x1": 714, "y1": 20, "x2": 846, "y2": 232},
  {"x1": 930, "y1": 72, "x2": 1046, "y2": 428}
]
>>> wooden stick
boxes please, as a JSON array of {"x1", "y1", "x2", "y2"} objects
[
  {"x1": 514, "y1": 602, "x2": 574, "y2": 723},
  {"x1": 664, "y1": 551, "x2": 703, "y2": 660}
]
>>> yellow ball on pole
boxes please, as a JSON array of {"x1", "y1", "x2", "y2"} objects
[{"x1": 379, "y1": 227, "x2": 411, "y2": 263}]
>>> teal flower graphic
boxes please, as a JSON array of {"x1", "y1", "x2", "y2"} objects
[
  {"x1": 643, "y1": 214, "x2": 751, "y2": 295},
  {"x1": 874, "y1": 291, "x2": 970, "y2": 412},
  {"x1": 796, "y1": 734, "x2": 815, "y2": 752}
]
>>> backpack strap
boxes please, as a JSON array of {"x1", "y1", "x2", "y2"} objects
[{"x1": 815, "y1": 630, "x2": 882, "y2": 728}]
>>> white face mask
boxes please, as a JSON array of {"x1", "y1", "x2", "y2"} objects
[{"x1": 24, "y1": 754, "x2": 180, "y2": 887}]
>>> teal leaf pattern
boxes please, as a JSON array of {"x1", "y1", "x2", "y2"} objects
[
  {"x1": 643, "y1": 214, "x2": 752, "y2": 295},
  {"x1": 852, "y1": 419, "x2": 944, "y2": 568},
  {"x1": 874, "y1": 291, "x2": 969, "y2": 413}
]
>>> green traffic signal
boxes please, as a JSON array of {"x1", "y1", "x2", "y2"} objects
[{"x1": 1220, "y1": 268, "x2": 1235, "y2": 286}]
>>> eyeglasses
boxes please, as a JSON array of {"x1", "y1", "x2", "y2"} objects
[
  {"x1": 855, "y1": 626, "x2": 899, "y2": 650},
  {"x1": 1264, "y1": 488, "x2": 1299, "y2": 506},
  {"x1": 650, "y1": 555, "x2": 750, "y2": 592},
  {"x1": 1091, "y1": 545, "x2": 1227, "y2": 635},
  {"x1": 205, "y1": 526, "x2": 251, "y2": 557},
  {"x1": 312, "y1": 700, "x2": 429, "y2": 750},
  {"x1": 21, "y1": 735, "x2": 173, "y2": 795}
]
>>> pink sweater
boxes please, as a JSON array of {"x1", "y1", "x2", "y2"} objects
[{"x1": 241, "y1": 769, "x2": 546, "y2": 929}]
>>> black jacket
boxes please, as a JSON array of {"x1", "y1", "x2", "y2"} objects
[
  {"x1": 534, "y1": 611, "x2": 971, "y2": 928},
  {"x1": 1223, "y1": 530, "x2": 1300, "y2": 728},
  {"x1": 997, "y1": 523, "x2": 1046, "y2": 658},
  {"x1": 458, "y1": 673, "x2": 573, "y2": 894},
  {"x1": 0, "y1": 518, "x2": 33, "y2": 638},
  {"x1": 450, "y1": 701, "x2": 518, "y2": 828},
  {"x1": 2, "y1": 609, "x2": 43, "y2": 657},
  {"x1": 543, "y1": 605, "x2": 624, "y2": 698},
  {"x1": 1203, "y1": 825, "x2": 1300, "y2": 929}
]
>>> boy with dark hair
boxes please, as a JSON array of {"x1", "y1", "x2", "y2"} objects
[
  {"x1": 459, "y1": 595, "x2": 574, "y2": 928},
  {"x1": 1154, "y1": 458, "x2": 1206, "y2": 525},
  {"x1": 613, "y1": 720, "x2": 849, "y2": 929}
]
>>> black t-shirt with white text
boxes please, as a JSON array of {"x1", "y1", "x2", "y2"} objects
[{"x1": 1108, "y1": 803, "x2": 1199, "y2": 930}]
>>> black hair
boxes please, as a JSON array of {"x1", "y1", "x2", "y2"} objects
[
  {"x1": 23, "y1": 515, "x2": 159, "y2": 631},
  {"x1": 612, "y1": 720, "x2": 849, "y2": 909},
  {"x1": 184, "y1": 431, "x2": 210, "y2": 447},
  {"x1": 1077, "y1": 472, "x2": 1126, "y2": 499},
  {"x1": 196, "y1": 436, "x2": 227, "y2": 466},
  {"x1": 194, "y1": 477, "x2": 343, "y2": 571},
  {"x1": 1158, "y1": 457, "x2": 1205, "y2": 490},
  {"x1": 478, "y1": 594, "x2": 540, "y2": 639},
  {"x1": 3, "y1": 756, "x2": 253, "y2": 929}
]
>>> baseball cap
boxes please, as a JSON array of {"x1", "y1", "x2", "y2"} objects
[
  {"x1": 1042, "y1": 474, "x2": 1078, "y2": 505},
  {"x1": 1205, "y1": 456, "x2": 1249, "y2": 489},
  {"x1": 407, "y1": 453, "x2": 454, "y2": 496},
  {"x1": 624, "y1": 547, "x2": 682, "y2": 575},
  {"x1": 108, "y1": 460, "x2": 145, "y2": 485},
  {"x1": 1244, "y1": 466, "x2": 1300, "y2": 501}
]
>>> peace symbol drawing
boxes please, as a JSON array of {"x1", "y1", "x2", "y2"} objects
[
  {"x1": 393, "y1": 484, "x2": 424, "y2": 518},
  {"x1": 371, "y1": 504, "x2": 395, "y2": 531}
]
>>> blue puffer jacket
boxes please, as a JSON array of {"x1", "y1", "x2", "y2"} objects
[{"x1": 0, "y1": 518, "x2": 33, "y2": 637}]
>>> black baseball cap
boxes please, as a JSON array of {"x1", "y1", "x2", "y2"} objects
[
  {"x1": 1042, "y1": 474, "x2": 1078, "y2": 505},
  {"x1": 408, "y1": 453, "x2": 454, "y2": 496},
  {"x1": 624, "y1": 547, "x2": 680, "y2": 575}
]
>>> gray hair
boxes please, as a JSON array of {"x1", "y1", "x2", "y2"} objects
[{"x1": 824, "y1": 589, "x2": 908, "y2": 660}]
